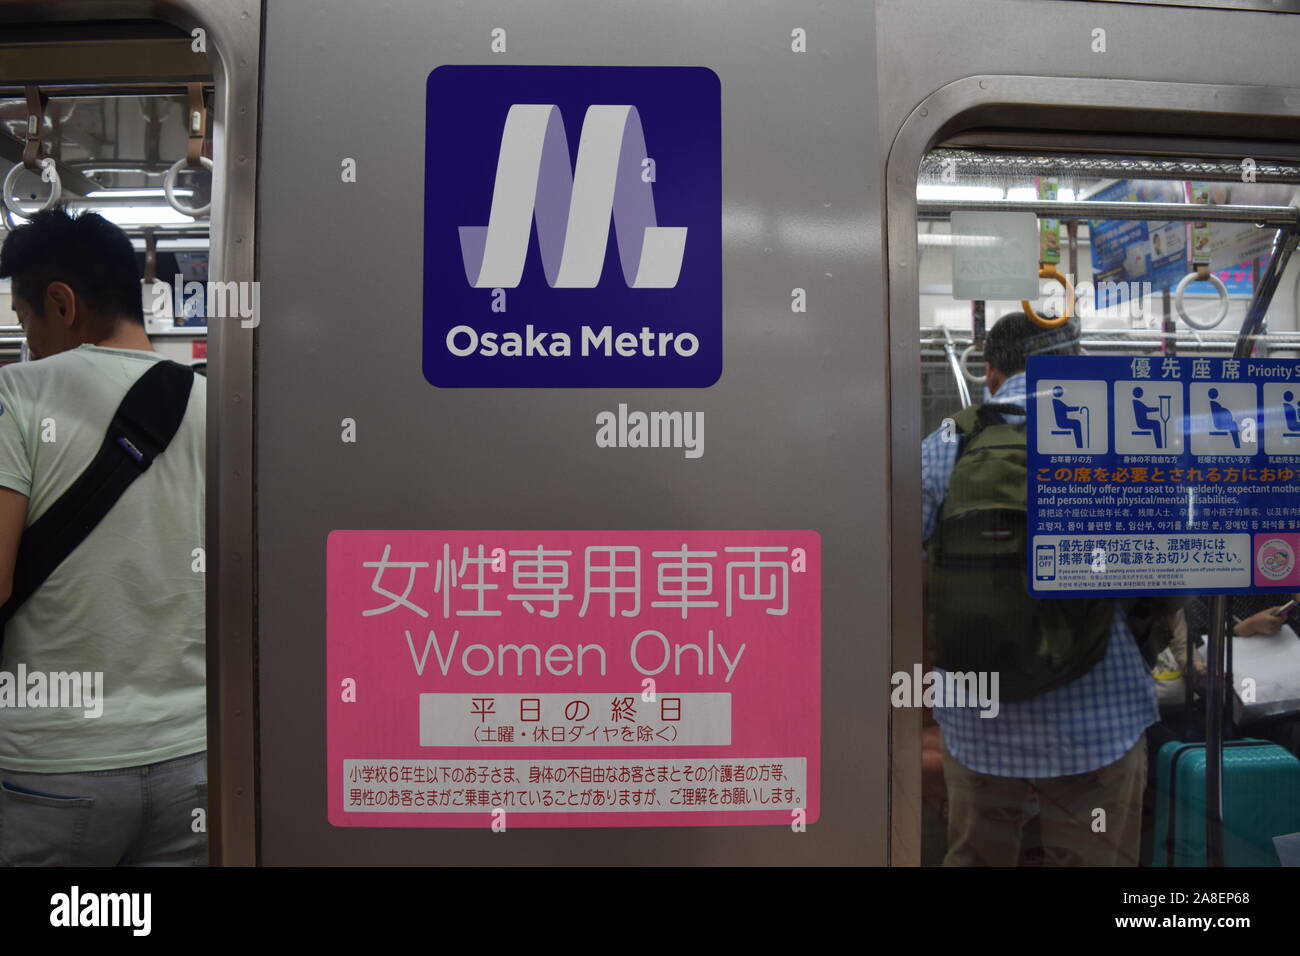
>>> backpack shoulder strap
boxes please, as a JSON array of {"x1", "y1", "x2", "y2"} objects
[
  {"x1": 951, "y1": 403, "x2": 983, "y2": 434},
  {"x1": 0, "y1": 359, "x2": 195, "y2": 638},
  {"x1": 949, "y1": 404, "x2": 984, "y2": 463},
  {"x1": 951, "y1": 401, "x2": 1025, "y2": 459},
  {"x1": 978, "y1": 402, "x2": 1027, "y2": 427}
]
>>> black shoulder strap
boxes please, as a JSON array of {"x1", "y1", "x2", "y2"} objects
[{"x1": 0, "y1": 359, "x2": 195, "y2": 640}]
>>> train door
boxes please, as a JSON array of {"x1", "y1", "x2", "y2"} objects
[{"x1": 251, "y1": 0, "x2": 886, "y2": 864}]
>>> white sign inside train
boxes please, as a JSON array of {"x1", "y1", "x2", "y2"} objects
[{"x1": 950, "y1": 212, "x2": 1041, "y2": 301}]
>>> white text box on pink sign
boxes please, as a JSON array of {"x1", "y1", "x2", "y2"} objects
[{"x1": 418, "y1": 692, "x2": 733, "y2": 746}]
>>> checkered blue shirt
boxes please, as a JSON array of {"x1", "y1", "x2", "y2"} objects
[{"x1": 922, "y1": 371, "x2": 1158, "y2": 777}]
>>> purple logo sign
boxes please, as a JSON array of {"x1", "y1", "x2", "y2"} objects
[{"x1": 424, "y1": 66, "x2": 722, "y2": 388}]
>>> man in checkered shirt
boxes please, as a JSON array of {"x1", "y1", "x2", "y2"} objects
[{"x1": 921, "y1": 312, "x2": 1158, "y2": 866}]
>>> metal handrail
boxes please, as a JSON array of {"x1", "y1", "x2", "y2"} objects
[
  {"x1": 918, "y1": 198, "x2": 1299, "y2": 227},
  {"x1": 920, "y1": 326, "x2": 1300, "y2": 342},
  {"x1": 939, "y1": 326, "x2": 971, "y2": 408},
  {"x1": 0, "y1": 326, "x2": 206, "y2": 338},
  {"x1": 921, "y1": 149, "x2": 1300, "y2": 186},
  {"x1": 1199, "y1": 192, "x2": 1300, "y2": 870},
  {"x1": 919, "y1": 327, "x2": 1300, "y2": 356}
]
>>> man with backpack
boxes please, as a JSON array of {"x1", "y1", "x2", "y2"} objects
[
  {"x1": 922, "y1": 311, "x2": 1159, "y2": 866},
  {"x1": 0, "y1": 208, "x2": 206, "y2": 865}
]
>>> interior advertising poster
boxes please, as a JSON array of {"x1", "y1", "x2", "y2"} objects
[{"x1": 1086, "y1": 180, "x2": 1294, "y2": 309}]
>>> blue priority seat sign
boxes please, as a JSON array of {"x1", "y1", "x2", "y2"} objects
[
  {"x1": 1026, "y1": 355, "x2": 1300, "y2": 596},
  {"x1": 423, "y1": 65, "x2": 722, "y2": 388}
]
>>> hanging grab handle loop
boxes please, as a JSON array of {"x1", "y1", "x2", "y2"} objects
[
  {"x1": 185, "y1": 81, "x2": 207, "y2": 168},
  {"x1": 1021, "y1": 262, "x2": 1075, "y2": 329},
  {"x1": 1175, "y1": 267, "x2": 1230, "y2": 330},
  {"x1": 959, "y1": 343, "x2": 987, "y2": 385},
  {"x1": 163, "y1": 83, "x2": 211, "y2": 218},
  {"x1": 21, "y1": 85, "x2": 46, "y2": 170},
  {"x1": 142, "y1": 229, "x2": 158, "y2": 285},
  {"x1": 3, "y1": 86, "x2": 61, "y2": 218},
  {"x1": 1021, "y1": 179, "x2": 1074, "y2": 329},
  {"x1": 1176, "y1": 183, "x2": 1230, "y2": 330}
]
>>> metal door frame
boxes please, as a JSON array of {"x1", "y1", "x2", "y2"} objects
[
  {"x1": 0, "y1": 0, "x2": 260, "y2": 865},
  {"x1": 884, "y1": 74, "x2": 1300, "y2": 865}
]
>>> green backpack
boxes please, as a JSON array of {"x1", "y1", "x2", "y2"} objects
[{"x1": 926, "y1": 401, "x2": 1113, "y2": 702}]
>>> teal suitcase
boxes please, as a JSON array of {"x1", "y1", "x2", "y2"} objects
[{"x1": 1152, "y1": 738, "x2": 1300, "y2": 866}]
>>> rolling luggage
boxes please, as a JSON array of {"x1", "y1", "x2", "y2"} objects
[
  {"x1": 1151, "y1": 606, "x2": 1300, "y2": 866},
  {"x1": 1152, "y1": 737, "x2": 1300, "y2": 866}
]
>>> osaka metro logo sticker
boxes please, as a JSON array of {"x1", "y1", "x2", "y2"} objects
[{"x1": 424, "y1": 65, "x2": 722, "y2": 388}]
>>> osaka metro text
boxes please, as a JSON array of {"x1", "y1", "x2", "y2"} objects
[{"x1": 445, "y1": 324, "x2": 699, "y2": 358}]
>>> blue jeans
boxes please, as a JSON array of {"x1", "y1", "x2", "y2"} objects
[{"x1": 0, "y1": 750, "x2": 208, "y2": 866}]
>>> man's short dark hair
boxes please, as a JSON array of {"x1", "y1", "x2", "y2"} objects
[
  {"x1": 0, "y1": 206, "x2": 143, "y2": 325},
  {"x1": 984, "y1": 311, "x2": 1081, "y2": 376}
]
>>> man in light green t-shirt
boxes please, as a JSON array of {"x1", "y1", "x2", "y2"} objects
[{"x1": 0, "y1": 208, "x2": 206, "y2": 865}]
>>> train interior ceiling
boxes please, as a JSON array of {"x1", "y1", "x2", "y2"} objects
[
  {"x1": 917, "y1": 148, "x2": 1300, "y2": 434},
  {"x1": 0, "y1": 21, "x2": 211, "y2": 369}
]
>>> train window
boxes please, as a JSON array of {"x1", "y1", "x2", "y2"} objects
[
  {"x1": 1, "y1": 25, "x2": 212, "y2": 366},
  {"x1": 0, "y1": 21, "x2": 215, "y2": 865},
  {"x1": 914, "y1": 146, "x2": 1300, "y2": 866}
]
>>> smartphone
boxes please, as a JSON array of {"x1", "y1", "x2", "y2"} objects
[
  {"x1": 1035, "y1": 544, "x2": 1056, "y2": 582},
  {"x1": 1271, "y1": 599, "x2": 1298, "y2": 617}
]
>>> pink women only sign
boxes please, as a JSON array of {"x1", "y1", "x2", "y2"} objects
[{"x1": 326, "y1": 530, "x2": 821, "y2": 828}]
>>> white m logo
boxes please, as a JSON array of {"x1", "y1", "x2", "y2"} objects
[{"x1": 458, "y1": 105, "x2": 687, "y2": 289}]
